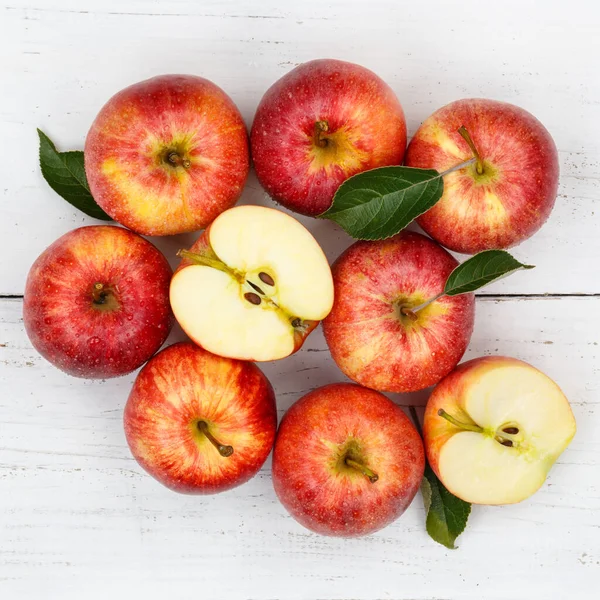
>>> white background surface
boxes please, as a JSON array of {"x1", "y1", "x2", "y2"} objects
[{"x1": 1, "y1": 1, "x2": 599, "y2": 598}]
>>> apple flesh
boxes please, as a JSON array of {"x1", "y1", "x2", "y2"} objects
[
  {"x1": 424, "y1": 356, "x2": 576, "y2": 505},
  {"x1": 124, "y1": 342, "x2": 277, "y2": 494},
  {"x1": 323, "y1": 231, "x2": 475, "y2": 393},
  {"x1": 170, "y1": 205, "x2": 334, "y2": 361},
  {"x1": 251, "y1": 59, "x2": 407, "y2": 216},
  {"x1": 23, "y1": 226, "x2": 173, "y2": 378},
  {"x1": 85, "y1": 74, "x2": 250, "y2": 236},
  {"x1": 405, "y1": 98, "x2": 559, "y2": 254},
  {"x1": 272, "y1": 383, "x2": 425, "y2": 537}
]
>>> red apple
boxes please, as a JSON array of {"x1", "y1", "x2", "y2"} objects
[
  {"x1": 251, "y1": 59, "x2": 407, "y2": 216},
  {"x1": 405, "y1": 98, "x2": 559, "y2": 254},
  {"x1": 323, "y1": 231, "x2": 475, "y2": 393},
  {"x1": 423, "y1": 356, "x2": 576, "y2": 505},
  {"x1": 85, "y1": 74, "x2": 250, "y2": 236},
  {"x1": 124, "y1": 342, "x2": 277, "y2": 494},
  {"x1": 170, "y1": 205, "x2": 334, "y2": 361},
  {"x1": 272, "y1": 383, "x2": 424, "y2": 537},
  {"x1": 23, "y1": 225, "x2": 172, "y2": 378}
]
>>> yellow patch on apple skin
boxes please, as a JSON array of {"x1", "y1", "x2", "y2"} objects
[
  {"x1": 306, "y1": 125, "x2": 370, "y2": 176},
  {"x1": 441, "y1": 177, "x2": 507, "y2": 227},
  {"x1": 422, "y1": 122, "x2": 463, "y2": 158},
  {"x1": 101, "y1": 157, "x2": 195, "y2": 229}
]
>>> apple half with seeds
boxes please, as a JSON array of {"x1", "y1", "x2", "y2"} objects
[
  {"x1": 424, "y1": 356, "x2": 577, "y2": 505},
  {"x1": 170, "y1": 205, "x2": 334, "y2": 361}
]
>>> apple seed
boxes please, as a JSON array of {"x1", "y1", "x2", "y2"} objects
[
  {"x1": 258, "y1": 272, "x2": 275, "y2": 286},
  {"x1": 244, "y1": 292, "x2": 262, "y2": 305}
]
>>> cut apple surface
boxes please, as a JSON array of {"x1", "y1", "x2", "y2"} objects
[
  {"x1": 170, "y1": 205, "x2": 334, "y2": 361},
  {"x1": 424, "y1": 356, "x2": 576, "y2": 505}
]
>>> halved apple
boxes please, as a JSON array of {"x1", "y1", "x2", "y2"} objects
[
  {"x1": 170, "y1": 205, "x2": 334, "y2": 361},
  {"x1": 424, "y1": 356, "x2": 576, "y2": 505}
]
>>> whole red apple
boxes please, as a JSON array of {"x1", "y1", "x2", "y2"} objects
[
  {"x1": 405, "y1": 98, "x2": 559, "y2": 254},
  {"x1": 272, "y1": 383, "x2": 424, "y2": 537},
  {"x1": 85, "y1": 74, "x2": 250, "y2": 236},
  {"x1": 251, "y1": 59, "x2": 407, "y2": 216},
  {"x1": 124, "y1": 342, "x2": 277, "y2": 494},
  {"x1": 423, "y1": 356, "x2": 576, "y2": 505},
  {"x1": 23, "y1": 225, "x2": 173, "y2": 378},
  {"x1": 323, "y1": 231, "x2": 475, "y2": 393}
]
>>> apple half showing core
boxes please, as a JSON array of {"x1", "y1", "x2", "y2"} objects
[
  {"x1": 170, "y1": 205, "x2": 334, "y2": 361},
  {"x1": 424, "y1": 356, "x2": 577, "y2": 505}
]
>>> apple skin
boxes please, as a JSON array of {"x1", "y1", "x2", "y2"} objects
[
  {"x1": 124, "y1": 342, "x2": 277, "y2": 494},
  {"x1": 251, "y1": 59, "x2": 407, "y2": 216},
  {"x1": 405, "y1": 98, "x2": 559, "y2": 254},
  {"x1": 322, "y1": 231, "x2": 475, "y2": 393},
  {"x1": 23, "y1": 226, "x2": 173, "y2": 378},
  {"x1": 174, "y1": 225, "x2": 320, "y2": 357},
  {"x1": 85, "y1": 74, "x2": 250, "y2": 236},
  {"x1": 423, "y1": 356, "x2": 577, "y2": 504},
  {"x1": 272, "y1": 383, "x2": 424, "y2": 537}
]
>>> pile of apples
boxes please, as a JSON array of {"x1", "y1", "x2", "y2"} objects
[{"x1": 24, "y1": 59, "x2": 576, "y2": 538}]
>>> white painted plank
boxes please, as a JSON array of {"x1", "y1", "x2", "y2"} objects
[
  {"x1": 1, "y1": 296, "x2": 599, "y2": 599},
  {"x1": 1, "y1": 0, "x2": 599, "y2": 294}
]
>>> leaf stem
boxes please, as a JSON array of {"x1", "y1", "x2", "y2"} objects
[
  {"x1": 439, "y1": 156, "x2": 477, "y2": 178},
  {"x1": 412, "y1": 292, "x2": 445, "y2": 315}
]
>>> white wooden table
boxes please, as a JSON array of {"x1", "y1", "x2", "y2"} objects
[{"x1": 1, "y1": 1, "x2": 599, "y2": 598}]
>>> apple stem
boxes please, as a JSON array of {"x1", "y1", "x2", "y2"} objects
[
  {"x1": 313, "y1": 120, "x2": 329, "y2": 148},
  {"x1": 437, "y1": 409, "x2": 483, "y2": 433},
  {"x1": 197, "y1": 421, "x2": 234, "y2": 458},
  {"x1": 457, "y1": 126, "x2": 484, "y2": 175},
  {"x1": 92, "y1": 282, "x2": 109, "y2": 305},
  {"x1": 177, "y1": 249, "x2": 234, "y2": 276},
  {"x1": 345, "y1": 457, "x2": 379, "y2": 483},
  {"x1": 167, "y1": 151, "x2": 191, "y2": 169}
]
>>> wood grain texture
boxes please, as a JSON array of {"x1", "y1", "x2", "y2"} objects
[
  {"x1": 1, "y1": 1, "x2": 599, "y2": 598},
  {"x1": 1, "y1": 296, "x2": 599, "y2": 599},
  {"x1": 1, "y1": 0, "x2": 599, "y2": 294}
]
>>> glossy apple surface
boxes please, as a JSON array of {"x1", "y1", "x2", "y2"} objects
[
  {"x1": 323, "y1": 231, "x2": 475, "y2": 393},
  {"x1": 272, "y1": 383, "x2": 424, "y2": 537},
  {"x1": 170, "y1": 205, "x2": 334, "y2": 361},
  {"x1": 124, "y1": 342, "x2": 277, "y2": 494},
  {"x1": 424, "y1": 356, "x2": 576, "y2": 504},
  {"x1": 251, "y1": 59, "x2": 406, "y2": 216},
  {"x1": 85, "y1": 75, "x2": 249, "y2": 236},
  {"x1": 405, "y1": 98, "x2": 559, "y2": 253},
  {"x1": 23, "y1": 225, "x2": 172, "y2": 378}
]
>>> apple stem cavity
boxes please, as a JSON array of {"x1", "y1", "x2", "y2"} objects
[
  {"x1": 92, "y1": 282, "x2": 109, "y2": 305},
  {"x1": 457, "y1": 126, "x2": 484, "y2": 175},
  {"x1": 313, "y1": 120, "x2": 330, "y2": 148},
  {"x1": 166, "y1": 151, "x2": 191, "y2": 169},
  {"x1": 437, "y1": 409, "x2": 483, "y2": 433},
  {"x1": 344, "y1": 457, "x2": 379, "y2": 483},
  {"x1": 197, "y1": 421, "x2": 234, "y2": 458}
]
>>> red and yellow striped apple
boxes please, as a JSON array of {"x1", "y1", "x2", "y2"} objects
[
  {"x1": 23, "y1": 226, "x2": 172, "y2": 378},
  {"x1": 85, "y1": 75, "x2": 249, "y2": 236},
  {"x1": 405, "y1": 98, "x2": 559, "y2": 254},
  {"x1": 272, "y1": 383, "x2": 425, "y2": 537},
  {"x1": 170, "y1": 205, "x2": 334, "y2": 362},
  {"x1": 424, "y1": 356, "x2": 576, "y2": 505},
  {"x1": 323, "y1": 231, "x2": 475, "y2": 393},
  {"x1": 124, "y1": 343, "x2": 277, "y2": 494},
  {"x1": 251, "y1": 59, "x2": 407, "y2": 216}
]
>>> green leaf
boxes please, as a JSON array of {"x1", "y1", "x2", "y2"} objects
[
  {"x1": 444, "y1": 250, "x2": 535, "y2": 296},
  {"x1": 319, "y1": 165, "x2": 445, "y2": 240},
  {"x1": 421, "y1": 463, "x2": 471, "y2": 550},
  {"x1": 37, "y1": 129, "x2": 111, "y2": 221}
]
